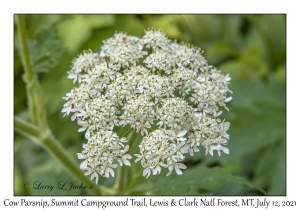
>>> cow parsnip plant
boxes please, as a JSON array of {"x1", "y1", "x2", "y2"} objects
[
  {"x1": 14, "y1": 14, "x2": 285, "y2": 196},
  {"x1": 62, "y1": 29, "x2": 232, "y2": 184}
]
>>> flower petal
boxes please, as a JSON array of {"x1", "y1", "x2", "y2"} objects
[
  {"x1": 225, "y1": 97, "x2": 232, "y2": 102},
  {"x1": 175, "y1": 163, "x2": 186, "y2": 175},
  {"x1": 77, "y1": 153, "x2": 85, "y2": 159},
  {"x1": 80, "y1": 160, "x2": 88, "y2": 169},
  {"x1": 122, "y1": 154, "x2": 132, "y2": 166},
  {"x1": 78, "y1": 127, "x2": 87, "y2": 132},
  {"x1": 223, "y1": 122, "x2": 230, "y2": 131},
  {"x1": 177, "y1": 130, "x2": 187, "y2": 137},
  {"x1": 222, "y1": 146, "x2": 229, "y2": 154},
  {"x1": 143, "y1": 168, "x2": 151, "y2": 178},
  {"x1": 91, "y1": 172, "x2": 98, "y2": 184},
  {"x1": 105, "y1": 167, "x2": 115, "y2": 178}
]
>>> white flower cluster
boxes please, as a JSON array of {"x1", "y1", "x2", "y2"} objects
[{"x1": 62, "y1": 29, "x2": 232, "y2": 183}]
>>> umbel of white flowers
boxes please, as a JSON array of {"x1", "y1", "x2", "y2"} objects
[{"x1": 62, "y1": 29, "x2": 232, "y2": 184}]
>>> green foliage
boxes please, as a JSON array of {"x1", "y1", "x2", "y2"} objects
[
  {"x1": 253, "y1": 140, "x2": 285, "y2": 195},
  {"x1": 28, "y1": 24, "x2": 65, "y2": 73},
  {"x1": 14, "y1": 14, "x2": 286, "y2": 196},
  {"x1": 224, "y1": 81, "x2": 285, "y2": 196},
  {"x1": 57, "y1": 15, "x2": 116, "y2": 53},
  {"x1": 129, "y1": 166, "x2": 265, "y2": 195}
]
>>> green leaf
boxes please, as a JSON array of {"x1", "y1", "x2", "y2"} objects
[
  {"x1": 28, "y1": 24, "x2": 65, "y2": 73},
  {"x1": 253, "y1": 141, "x2": 286, "y2": 195},
  {"x1": 229, "y1": 76, "x2": 285, "y2": 112},
  {"x1": 223, "y1": 103, "x2": 285, "y2": 164},
  {"x1": 129, "y1": 166, "x2": 264, "y2": 195},
  {"x1": 57, "y1": 15, "x2": 116, "y2": 53},
  {"x1": 218, "y1": 77, "x2": 285, "y2": 195},
  {"x1": 221, "y1": 76, "x2": 285, "y2": 196},
  {"x1": 245, "y1": 15, "x2": 286, "y2": 70}
]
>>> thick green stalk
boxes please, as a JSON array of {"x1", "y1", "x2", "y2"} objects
[
  {"x1": 16, "y1": 14, "x2": 47, "y2": 132},
  {"x1": 114, "y1": 128, "x2": 137, "y2": 194},
  {"x1": 14, "y1": 117, "x2": 114, "y2": 195},
  {"x1": 14, "y1": 116, "x2": 41, "y2": 144},
  {"x1": 15, "y1": 15, "x2": 33, "y2": 82}
]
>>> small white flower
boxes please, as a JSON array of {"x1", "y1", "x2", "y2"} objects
[
  {"x1": 143, "y1": 168, "x2": 151, "y2": 178},
  {"x1": 100, "y1": 164, "x2": 117, "y2": 178},
  {"x1": 152, "y1": 164, "x2": 161, "y2": 175},
  {"x1": 79, "y1": 160, "x2": 88, "y2": 169},
  {"x1": 116, "y1": 145, "x2": 132, "y2": 166},
  {"x1": 222, "y1": 122, "x2": 230, "y2": 131},
  {"x1": 84, "y1": 167, "x2": 99, "y2": 184},
  {"x1": 209, "y1": 145, "x2": 230, "y2": 156},
  {"x1": 174, "y1": 163, "x2": 187, "y2": 175},
  {"x1": 90, "y1": 171, "x2": 99, "y2": 184}
]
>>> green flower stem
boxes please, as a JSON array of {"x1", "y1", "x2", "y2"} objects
[
  {"x1": 124, "y1": 130, "x2": 140, "y2": 191},
  {"x1": 16, "y1": 14, "x2": 36, "y2": 125},
  {"x1": 16, "y1": 14, "x2": 47, "y2": 132},
  {"x1": 14, "y1": 116, "x2": 41, "y2": 144},
  {"x1": 114, "y1": 161, "x2": 127, "y2": 195},
  {"x1": 14, "y1": 117, "x2": 114, "y2": 195},
  {"x1": 114, "y1": 128, "x2": 137, "y2": 194},
  {"x1": 120, "y1": 127, "x2": 134, "y2": 138},
  {"x1": 15, "y1": 15, "x2": 33, "y2": 83}
]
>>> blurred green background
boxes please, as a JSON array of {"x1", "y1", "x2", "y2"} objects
[{"x1": 14, "y1": 14, "x2": 286, "y2": 196}]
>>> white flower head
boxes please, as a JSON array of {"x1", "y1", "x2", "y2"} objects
[{"x1": 63, "y1": 29, "x2": 232, "y2": 183}]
